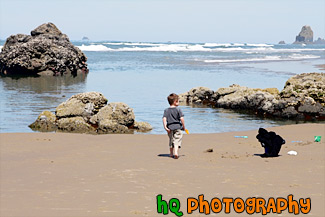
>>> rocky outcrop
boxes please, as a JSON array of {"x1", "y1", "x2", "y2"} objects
[
  {"x1": 294, "y1": 25, "x2": 313, "y2": 44},
  {"x1": 314, "y1": 37, "x2": 325, "y2": 44},
  {"x1": 0, "y1": 23, "x2": 88, "y2": 76},
  {"x1": 29, "y1": 92, "x2": 152, "y2": 134},
  {"x1": 278, "y1": 41, "x2": 286, "y2": 44},
  {"x1": 179, "y1": 73, "x2": 325, "y2": 120}
]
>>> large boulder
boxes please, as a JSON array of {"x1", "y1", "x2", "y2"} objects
[
  {"x1": 294, "y1": 25, "x2": 313, "y2": 44},
  {"x1": 0, "y1": 23, "x2": 88, "y2": 76},
  {"x1": 29, "y1": 92, "x2": 152, "y2": 134}
]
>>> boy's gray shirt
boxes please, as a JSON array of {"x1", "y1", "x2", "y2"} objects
[{"x1": 163, "y1": 107, "x2": 184, "y2": 130}]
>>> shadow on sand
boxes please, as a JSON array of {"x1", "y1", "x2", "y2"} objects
[{"x1": 254, "y1": 153, "x2": 281, "y2": 158}]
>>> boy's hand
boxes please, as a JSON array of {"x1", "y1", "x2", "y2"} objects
[{"x1": 165, "y1": 128, "x2": 171, "y2": 133}]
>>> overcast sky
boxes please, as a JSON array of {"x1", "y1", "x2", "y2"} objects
[{"x1": 0, "y1": 0, "x2": 324, "y2": 43}]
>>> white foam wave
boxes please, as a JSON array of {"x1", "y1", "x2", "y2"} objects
[
  {"x1": 203, "y1": 43, "x2": 232, "y2": 47},
  {"x1": 104, "y1": 42, "x2": 167, "y2": 46},
  {"x1": 78, "y1": 43, "x2": 325, "y2": 53},
  {"x1": 203, "y1": 43, "x2": 273, "y2": 47},
  {"x1": 0, "y1": 45, "x2": 3, "y2": 51},
  {"x1": 203, "y1": 54, "x2": 320, "y2": 63},
  {"x1": 246, "y1": 43, "x2": 274, "y2": 47},
  {"x1": 78, "y1": 44, "x2": 113, "y2": 51},
  {"x1": 103, "y1": 42, "x2": 125, "y2": 45},
  {"x1": 288, "y1": 54, "x2": 321, "y2": 59},
  {"x1": 117, "y1": 44, "x2": 208, "y2": 52}
]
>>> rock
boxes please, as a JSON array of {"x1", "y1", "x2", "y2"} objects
[
  {"x1": 82, "y1": 36, "x2": 90, "y2": 41},
  {"x1": 133, "y1": 121, "x2": 153, "y2": 132},
  {"x1": 0, "y1": 22, "x2": 88, "y2": 76},
  {"x1": 90, "y1": 103, "x2": 135, "y2": 127},
  {"x1": 56, "y1": 92, "x2": 108, "y2": 118},
  {"x1": 29, "y1": 111, "x2": 57, "y2": 132},
  {"x1": 280, "y1": 73, "x2": 325, "y2": 105},
  {"x1": 179, "y1": 87, "x2": 215, "y2": 105},
  {"x1": 97, "y1": 119, "x2": 129, "y2": 134},
  {"x1": 314, "y1": 37, "x2": 325, "y2": 44},
  {"x1": 294, "y1": 25, "x2": 313, "y2": 44},
  {"x1": 204, "y1": 148, "x2": 213, "y2": 153},
  {"x1": 57, "y1": 117, "x2": 96, "y2": 133},
  {"x1": 281, "y1": 106, "x2": 299, "y2": 118},
  {"x1": 263, "y1": 88, "x2": 280, "y2": 95},
  {"x1": 56, "y1": 98, "x2": 86, "y2": 118},
  {"x1": 29, "y1": 92, "x2": 152, "y2": 134},
  {"x1": 31, "y1": 23, "x2": 63, "y2": 37},
  {"x1": 180, "y1": 73, "x2": 325, "y2": 120},
  {"x1": 215, "y1": 85, "x2": 279, "y2": 113},
  {"x1": 278, "y1": 41, "x2": 286, "y2": 44}
]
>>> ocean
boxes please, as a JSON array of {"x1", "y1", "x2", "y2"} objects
[{"x1": 0, "y1": 41, "x2": 324, "y2": 134}]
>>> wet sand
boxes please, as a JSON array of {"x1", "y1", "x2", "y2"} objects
[{"x1": 0, "y1": 123, "x2": 324, "y2": 216}]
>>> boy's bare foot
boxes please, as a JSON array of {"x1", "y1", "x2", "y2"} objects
[
  {"x1": 174, "y1": 155, "x2": 179, "y2": 159},
  {"x1": 169, "y1": 154, "x2": 173, "y2": 158}
]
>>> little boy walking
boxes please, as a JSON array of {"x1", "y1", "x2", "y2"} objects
[{"x1": 163, "y1": 93, "x2": 186, "y2": 159}]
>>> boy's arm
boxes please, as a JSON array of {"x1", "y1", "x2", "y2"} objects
[
  {"x1": 180, "y1": 117, "x2": 186, "y2": 131},
  {"x1": 163, "y1": 117, "x2": 171, "y2": 133}
]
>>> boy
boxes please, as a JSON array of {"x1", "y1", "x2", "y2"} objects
[{"x1": 163, "y1": 93, "x2": 186, "y2": 159}]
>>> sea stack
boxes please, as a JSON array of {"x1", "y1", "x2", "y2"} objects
[
  {"x1": 294, "y1": 25, "x2": 313, "y2": 44},
  {"x1": 0, "y1": 23, "x2": 88, "y2": 76}
]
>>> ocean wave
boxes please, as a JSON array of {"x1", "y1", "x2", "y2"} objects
[
  {"x1": 203, "y1": 43, "x2": 233, "y2": 47},
  {"x1": 203, "y1": 43, "x2": 274, "y2": 47},
  {"x1": 202, "y1": 54, "x2": 320, "y2": 63},
  {"x1": 79, "y1": 44, "x2": 212, "y2": 52},
  {"x1": 245, "y1": 43, "x2": 274, "y2": 47},
  {"x1": 78, "y1": 43, "x2": 325, "y2": 53},
  {"x1": 0, "y1": 45, "x2": 3, "y2": 51},
  {"x1": 103, "y1": 42, "x2": 167, "y2": 46},
  {"x1": 78, "y1": 44, "x2": 113, "y2": 51}
]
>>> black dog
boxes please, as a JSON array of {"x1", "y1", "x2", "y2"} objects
[{"x1": 256, "y1": 128, "x2": 285, "y2": 157}]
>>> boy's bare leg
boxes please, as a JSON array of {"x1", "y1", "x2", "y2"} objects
[
  {"x1": 170, "y1": 147, "x2": 174, "y2": 157},
  {"x1": 173, "y1": 145, "x2": 179, "y2": 159}
]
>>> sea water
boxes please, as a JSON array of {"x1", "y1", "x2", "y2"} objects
[{"x1": 0, "y1": 41, "x2": 324, "y2": 134}]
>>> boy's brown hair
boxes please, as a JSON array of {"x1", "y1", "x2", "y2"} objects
[{"x1": 167, "y1": 93, "x2": 179, "y2": 105}]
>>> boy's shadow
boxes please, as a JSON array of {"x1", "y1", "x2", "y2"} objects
[
  {"x1": 157, "y1": 154, "x2": 185, "y2": 158},
  {"x1": 254, "y1": 154, "x2": 281, "y2": 158}
]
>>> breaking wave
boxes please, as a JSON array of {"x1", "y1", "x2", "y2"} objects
[
  {"x1": 202, "y1": 54, "x2": 320, "y2": 63},
  {"x1": 78, "y1": 44, "x2": 113, "y2": 51},
  {"x1": 78, "y1": 42, "x2": 325, "y2": 53}
]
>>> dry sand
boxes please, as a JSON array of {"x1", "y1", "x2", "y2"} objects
[{"x1": 0, "y1": 123, "x2": 324, "y2": 217}]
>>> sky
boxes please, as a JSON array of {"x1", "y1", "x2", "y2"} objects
[{"x1": 0, "y1": 0, "x2": 324, "y2": 44}]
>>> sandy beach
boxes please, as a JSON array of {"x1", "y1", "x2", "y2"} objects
[{"x1": 0, "y1": 123, "x2": 324, "y2": 216}]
